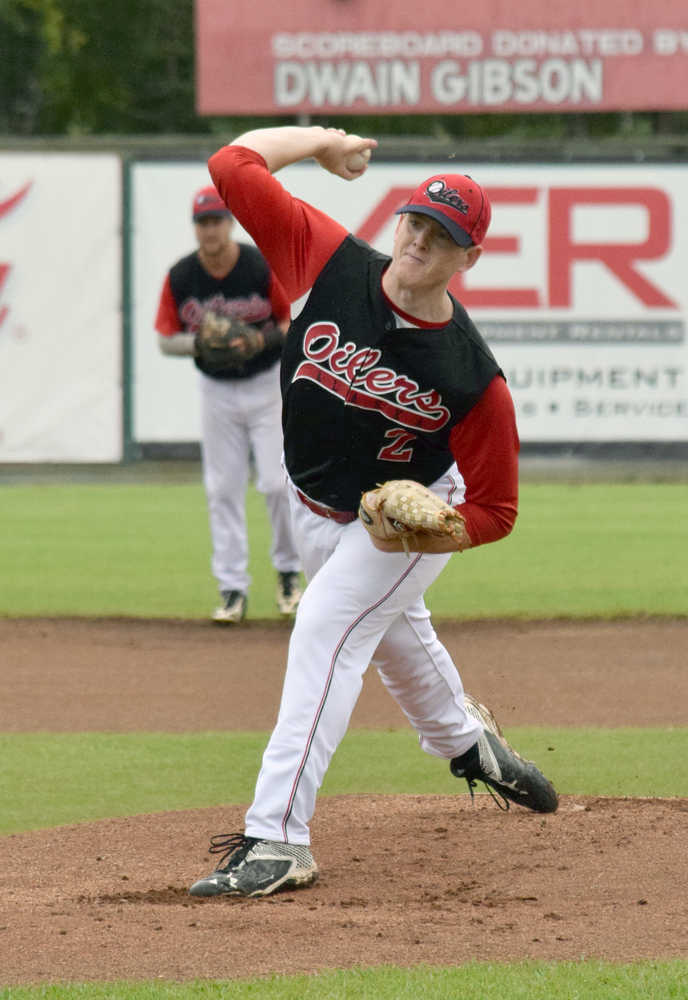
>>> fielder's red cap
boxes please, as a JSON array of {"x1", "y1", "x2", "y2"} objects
[
  {"x1": 192, "y1": 185, "x2": 232, "y2": 221},
  {"x1": 395, "y1": 174, "x2": 491, "y2": 247}
]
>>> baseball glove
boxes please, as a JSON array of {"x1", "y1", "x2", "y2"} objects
[
  {"x1": 195, "y1": 312, "x2": 266, "y2": 373},
  {"x1": 358, "y1": 479, "x2": 470, "y2": 554}
]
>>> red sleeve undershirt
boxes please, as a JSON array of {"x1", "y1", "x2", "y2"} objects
[
  {"x1": 208, "y1": 145, "x2": 347, "y2": 301},
  {"x1": 268, "y1": 273, "x2": 291, "y2": 324},
  {"x1": 208, "y1": 145, "x2": 519, "y2": 547},
  {"x1": 154, "y1": 274, "x2": 179, "y2": 335},
  {"x1": 449, "y1": 375, "x2": 519, "y2": 545}
]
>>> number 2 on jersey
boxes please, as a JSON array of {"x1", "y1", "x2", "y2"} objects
[{"x1": 377, "y1": 428, "x2": 416, "y2": 463}]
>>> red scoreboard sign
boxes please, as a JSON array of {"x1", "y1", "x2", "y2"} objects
[{"x1": 196, "y1": 0, "x2": 688, "y2": 115}]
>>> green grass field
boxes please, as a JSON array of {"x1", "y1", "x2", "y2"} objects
[
  {"x1": 1, "y1": 961, "x2": 687, "y2": 999},
  {"x1": 1, "y1": 478, "x2": 686, "y2": 997},
  {"x1": 1, "y1": 481, "x2": 687, "y2": 619},
  {"x1": 3, "y1": 727, "x2": 687, "y2": 836}
]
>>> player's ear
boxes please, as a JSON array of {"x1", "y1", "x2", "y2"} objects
[{"x1": 458, "y1": 245, "x2": 482, "y2": 272}]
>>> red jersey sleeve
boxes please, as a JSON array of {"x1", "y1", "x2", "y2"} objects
[
  {"x1": 449, "y1": 375, "x2": 519, "y2": 547},
  {"x1": 268, "y1": 272, "x2": 290, "y2": 323},
  {"x1": 154, "y1": 273, "x2": 181, "y2": 335},
  {"x1": 208, "y1": 145, "x2": 348, "y2": 303}
]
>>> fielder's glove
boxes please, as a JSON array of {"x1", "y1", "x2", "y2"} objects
[
  {"x1": 358, "y1": 479, "x2": 470, "y2": 555},
  {"x1": 195, "y1": 312, "x2": 281, "y2": 373}
]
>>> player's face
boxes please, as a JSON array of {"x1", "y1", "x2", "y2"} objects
[
  {"x1": 194, "y1": 215, "x2": 233, "y2": 256},
  {"x1": 391, "y1": 213, "x2": 480, "y2": 290}
]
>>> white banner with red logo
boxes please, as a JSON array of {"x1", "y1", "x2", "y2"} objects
[
  {"x1": 0, "y1": 154, "x2": 121, "y2": 461},
  {"x1": 131, "y1": 159, "x2": 688, "y2": 445},
  {"x1": 196, "y1": 0, "x2": 688, "y2": 114}
]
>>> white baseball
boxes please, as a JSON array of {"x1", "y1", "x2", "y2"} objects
[{"x1": 345, "y1": 148, "x2": 371, "y2": 172}]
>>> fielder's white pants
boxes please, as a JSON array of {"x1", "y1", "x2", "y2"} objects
[
  {"x1": 244, "y1": 468, "x2": 482, "y2": 845},
  {"x1": 199, "y1": 365, "x2": 299, "y2": 594}
]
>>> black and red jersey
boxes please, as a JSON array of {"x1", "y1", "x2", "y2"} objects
[
  {"x1": 155, "y1": 244, "x2": 289, "y2": 380},
  {"x1": 208, "y1": 145, "x2": 519, "y2": 546},
  {"x1": 281, "y1": 235, "x2": 500, "y2": 511}
]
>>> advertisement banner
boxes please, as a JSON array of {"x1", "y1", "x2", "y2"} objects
[
  {"x1": 0, "y1": 154, "x2": 121, "y2": 461},
  {"x1": 130, "y1": 159, "x2": 688, "y2": 445},
  {"x1": 196, "y1": 0, "x2": 688, "y2": 114}
]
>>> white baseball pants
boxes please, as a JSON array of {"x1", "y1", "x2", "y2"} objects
[
  {"x1": 244, "y1": 468, "x2": 482, "y2": 845},
  {"x1": 199, "y1": 364, "x2": 299, "y2": 594}
]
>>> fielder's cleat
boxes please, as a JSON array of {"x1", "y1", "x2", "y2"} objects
[
  {"x1": 276, "y1": 571, "x2": 302, "y2": 616},
  {"x1": 212, "y1": 590, "x2": 247, "y2": 625},
  {"x1": 189, "y1": 833, "x2": 318, "y2": 898},
  {"x1": 451, "y1": 694, "x2": 559, "y2": 813}
]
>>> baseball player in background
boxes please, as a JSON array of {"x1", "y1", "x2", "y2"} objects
[
  {"x1": 155, "y1": 185, "x2": 302, "y2": 623},
  {"x1": 188, "y1": 128, "x2": 558, "y2": 899}
]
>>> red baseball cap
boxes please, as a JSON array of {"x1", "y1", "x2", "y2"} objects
[
  {"x1": 192, "y1": 185, "x2": 232, "y2": 221},
  {"x1": 395, "y1": 174, "x2": 491, "y2": 247}
]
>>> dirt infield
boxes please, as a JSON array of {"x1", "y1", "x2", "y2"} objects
[{"x1": 1, "y1": 617, "x2": 687, "y2": 984}]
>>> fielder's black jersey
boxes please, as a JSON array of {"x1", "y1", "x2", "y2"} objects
[
  {"x1": 166, "y1": 244, "x2": 282, "y2": 380},
  {"x1": 281, "y1": 236, "x2": 501, "y2": 512}
]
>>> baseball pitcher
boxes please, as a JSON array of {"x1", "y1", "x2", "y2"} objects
[{"x1": 187, "y1": 129, "x2": 558, "y2": 899}]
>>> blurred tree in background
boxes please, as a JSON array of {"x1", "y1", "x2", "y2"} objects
[
  {"x1": 0, "y1": 0, "x2": 204, "y2": 134},
  {"x1": 1, "y1": 0, "x2": 686, "y2": 141}
]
